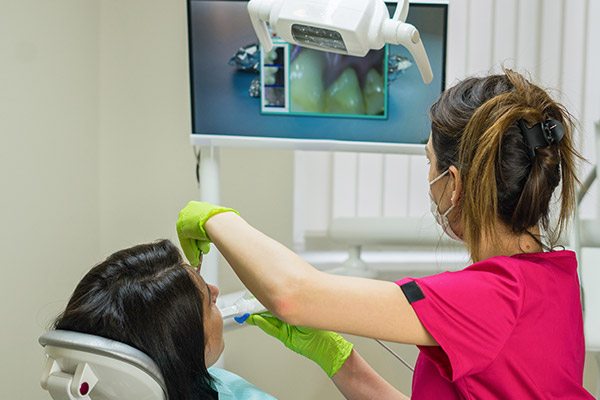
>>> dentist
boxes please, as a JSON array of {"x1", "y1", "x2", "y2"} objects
[{"x1": 177, "y1": 70, "x2": 594, "y2": 399}]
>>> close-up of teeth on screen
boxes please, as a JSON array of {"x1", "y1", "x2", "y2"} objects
[
  {"x1": 261, "y1": 44, "x2": 388, "y2": 118},
  {"x1": 298, "y1": 46, "x2": 385, "y2": 116}
]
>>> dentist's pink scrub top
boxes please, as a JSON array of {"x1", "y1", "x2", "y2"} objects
[{"x1": 396, "y1": 250, "x2": 594, "y2": 399}]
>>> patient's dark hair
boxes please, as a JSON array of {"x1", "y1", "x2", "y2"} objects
[{"x1": 54, "y1": 239, "x2": 217, "y2": 400}]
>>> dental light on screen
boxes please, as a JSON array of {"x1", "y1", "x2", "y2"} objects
[
  {"x1": 187, "y1": 0, "x2": 448, "y2": 150},
  {"x1": 248, "y1": 0, "x2": 433, "y2": 84}
]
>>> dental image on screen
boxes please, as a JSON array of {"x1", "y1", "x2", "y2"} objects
[
  {"x1": 188, "y1": 0, "x2": 447, "y2": 145},
  {"x1": 261, "y1": 43, "x2": 388, "y2": 119}
]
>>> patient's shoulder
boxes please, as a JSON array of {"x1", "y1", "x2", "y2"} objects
[{"x1": 208, "y1": 367, "x2": 278, "y2": 400}]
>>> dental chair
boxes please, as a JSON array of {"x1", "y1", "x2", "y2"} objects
[{"x1": 39, "y1": 330, "x2": 167, "y2": 400}]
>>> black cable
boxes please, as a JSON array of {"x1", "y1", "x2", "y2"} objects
[
  {"x1": 194, "y1": 146, "x2": 201, "y2": 187},
  {"x1": 375, "y1": 339, "x2": 414, "y2": 372}
]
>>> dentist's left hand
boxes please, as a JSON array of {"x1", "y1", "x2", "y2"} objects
[
  {"x1": 246, "y1": 312, "x2": 354, "y2": 378},
  {"x1": 176, "y1": 201, "x2": 239, "y2": 266}
]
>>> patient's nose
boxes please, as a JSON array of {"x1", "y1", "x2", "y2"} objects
[{"x1": 209, "y1": 284, "x2": 219, "y2": 301}]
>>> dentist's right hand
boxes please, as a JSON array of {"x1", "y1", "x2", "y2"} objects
[
  {"x1": 246, "y1": 312, "x2": 354, "y2": 378},
  {"x1": 176, "y1": 201, "x2": 239, "y2": 267}
]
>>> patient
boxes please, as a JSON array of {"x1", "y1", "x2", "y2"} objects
[{"x1": 53, "y1": 239, "x2": 275, "y2": 400}]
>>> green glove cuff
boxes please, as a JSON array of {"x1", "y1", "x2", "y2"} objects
[
  {"x1": 197, "y1": 206, "x2": 239, "y2": 242},
  {"x1": 304, "y1": 332, "x2": 354, "y2": 378}
]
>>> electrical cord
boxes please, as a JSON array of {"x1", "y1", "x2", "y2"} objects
[
  {"x1": 194, "y1": 146, "x2": 201, "y2": 187},
  {"x1": 375, "y1": 339, "x2": 415, "y2": 372}
]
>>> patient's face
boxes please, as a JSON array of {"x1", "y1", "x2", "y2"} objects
[{"x1": 195, "y1": 273, "x2": 224, "y2": 366}]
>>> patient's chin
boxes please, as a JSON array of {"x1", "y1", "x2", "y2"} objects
[{"x1": 205, "y1": 340, "x2": 225, "y2": 367}]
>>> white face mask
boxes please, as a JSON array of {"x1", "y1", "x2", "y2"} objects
[{"x1": 428, "y1": 169, "x2": 462, "y2": 242}]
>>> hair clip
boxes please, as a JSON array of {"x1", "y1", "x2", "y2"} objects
[{"x1": 517, "y1": 118, "x2": 565, "y2": 158}]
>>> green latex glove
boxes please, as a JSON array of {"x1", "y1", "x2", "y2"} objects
[
  {"x1": 176, "y1": 201, "x2": 239, "y2": 266},
  {"x1": 246, "y1": 313, "x2": 354, "y2": 378}
]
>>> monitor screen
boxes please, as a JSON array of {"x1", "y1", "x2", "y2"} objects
[{"x1": 188, "y1": 0, "x2": 447, "y2": 149}]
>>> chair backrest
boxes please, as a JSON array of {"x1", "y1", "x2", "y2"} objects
[{"x1": 39, "y1": 330, "x2": 168, "y2": 400}]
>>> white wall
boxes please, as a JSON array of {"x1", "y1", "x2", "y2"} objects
[
  {"x1": 0, "y1": 1, "x2": 101, "y2": 398},
  {"x1": 97, "y1": 0, "x2": 198, "y2": 253}
]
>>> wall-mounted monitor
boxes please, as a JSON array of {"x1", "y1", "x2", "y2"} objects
[{"x1": 187, "y1": 0, "x2": 448, "y2": 153}]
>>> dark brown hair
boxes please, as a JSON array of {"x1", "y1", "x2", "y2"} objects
[
  {"x1": 54, "y1": 240, "x2": 218, "y2": 400},
  {"x1": 430, "y1": 69, "x2": 582, "y2": 261}
]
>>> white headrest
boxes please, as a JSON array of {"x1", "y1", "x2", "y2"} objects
[{"x1": 39, "y1": 330, "x2": 167, "y2": 400}]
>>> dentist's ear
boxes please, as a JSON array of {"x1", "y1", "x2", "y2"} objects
[{"x1": 448, "y1": 165, "x2": 462, "y2": 206}]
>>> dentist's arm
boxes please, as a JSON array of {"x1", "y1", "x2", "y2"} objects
[
  {"x1": 333, "y1": 350, "x2": 410, "y2": 400},
  {"x1": 202, "y1": 210, "x2": 436, "y2": 346}
]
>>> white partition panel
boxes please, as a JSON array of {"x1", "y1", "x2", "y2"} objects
[
  {"x1": 538, "y1": 0, "x2": 563, "y2": 89},
  {"x1": 560, "y1": 0, "x2": 592, "y2": 218},
  {"x1": 407, "y1": 155, "x2": 430, "y2": 216},
  {"x1": 356, "y1": 153, "x2": 385, "y2": 217},
  {"x1": 579, "y1": 0, "x2": 599, "y2": 219},
  {"x1": 492, "y1": 0, "x2": 518, "y2": 70},
  {"x1": 516, "y1": 0, "x2": 542, "y2": 78},
  {"x1": 293, "y1": 151, "x2": 332, "y2": 244},
  {"x1": 331, "y1": 152, "x2": 359, "y2": 219},
  {"x1": 560, "y1": 0, "x2": 586, "y2": 119},
  {"x1": 382, "y1": 154, "x2": 410, "y2": 217},
  {"x1": 445, "y1": 0, "x2": 469, "y2": 83},
  {"x1": 467, "y1": 0, "x2": 494, "y2": 73}
]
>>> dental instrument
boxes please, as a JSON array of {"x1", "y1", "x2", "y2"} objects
[{"x1": 219, "y1": 290, "x2": 267, "y2": 324}]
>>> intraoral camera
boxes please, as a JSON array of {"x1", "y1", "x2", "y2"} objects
[{"x1": 247, "y1": 0, "x2": 434, "y2": 84}]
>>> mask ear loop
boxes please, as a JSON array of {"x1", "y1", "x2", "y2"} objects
[
  {"x1": 428, "y1": 169, "x2": 449, "y2": 217},
  {"x1": 430, "y1": 168, "x2": 457, "y2": 217},
  {"x1": 428, "y1": 168, "x2": 450, "y2": 185}
]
